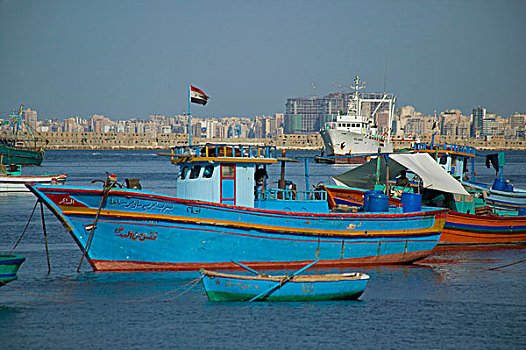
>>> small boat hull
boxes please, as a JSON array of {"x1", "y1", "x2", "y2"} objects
[
  {"x1": 0, "y1": 254, "x2": 26, "y2": 285},
  {"x1": 0, "y1": 173, "x2": 67, "y2": 193},
  {"x1": 201, "y1": 269, "x2": 370, "y2": 302}
]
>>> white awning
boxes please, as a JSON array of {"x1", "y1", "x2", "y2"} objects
[
  {"x1": 332, "y1": 153, "x2": 469, "y2": 196},
  {"x1": 390, "y1": 153, "x2": 469, "y2": 195}
]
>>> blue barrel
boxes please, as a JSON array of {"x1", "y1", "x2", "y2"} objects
[
  {"x1": 401, "y1": 192, "x2": 422, "y2": 213},
  {"x1": 519, "y1": 207, "x2": 526, "y2": 216},
  {"x1": 368, "y1": 193, "x2": 389, "y2": 212},
  {"x1": 363, "y1": 190, "x2": 382, "y2": 211},
  {"x1": 492, "y1": 178, "x2": 506, "y2": 191}
]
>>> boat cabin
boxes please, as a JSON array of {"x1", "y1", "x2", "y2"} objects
[
  {"x1": 324, "y1": 116, "x2": 369, "y2": 134},
  {"x1": 169, "y1": 144, "x2": 329, "y2": 212},
  {"x1": 414, "y1": 142, "x2": 476, "y2": 180}
]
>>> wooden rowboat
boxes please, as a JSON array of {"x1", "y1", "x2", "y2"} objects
[{"x1": 200, "y1": 268, "x2": 370, "y2": 302}]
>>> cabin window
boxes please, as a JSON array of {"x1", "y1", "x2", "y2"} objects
[
  {"x1": 221, "y1": 164, "x2": 234, "y2": 178},
  {"x1": 203, "y1": 165, "x2": 214, "y2": 178},
  {"x1": 439, "y1": 156, "x2": 448, "y2": 165},
  {"x1": 189, "y1": 165, "x2": 202, "y2": 179},
  {"x1": 181, "y1": 166, "x2": 189, "y2": 179}
]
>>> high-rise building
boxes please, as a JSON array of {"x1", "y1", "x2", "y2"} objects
[
  {"x1": 471, "y1": 106, "x2": 486, "y2": 138},
  {"x1": 284, "y1": 91, "x2": 392, "y2": 134},
  {"x1": 23, "y1": 108, "x2": 37, "y2": 131}
]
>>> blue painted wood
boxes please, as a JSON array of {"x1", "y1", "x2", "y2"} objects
[
  {"x1": 249, "y1": 259, "x2": 319, "y2": 301},
  {"x1": 26, "y1": 144, "x2": 447, "y2": 272},
  {"x1": 201, "y1": 268, "x2": 370, "y2": 302},
  {"x1": 28, "y1": 184, "x2": 445, "y2": 272}
]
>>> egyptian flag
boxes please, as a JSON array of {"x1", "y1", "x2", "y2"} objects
[{"x1": 190, "y1": 85, "x2": 209, "y2": 105}]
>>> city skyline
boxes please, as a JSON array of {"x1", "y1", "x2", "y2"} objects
[{"x1": 1, "y1": 1, "x2": 525, "y2": 120}]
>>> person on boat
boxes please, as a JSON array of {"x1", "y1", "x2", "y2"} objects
[
  {"x1": 463, "y1": 167, "x2": 470, "y2": 181},
  {"x1": 254, "y1": 166, "x2": 268, "y2": 198},
  {"x1": 396, "y1": 170, "x2": 410, "y2": 187}
]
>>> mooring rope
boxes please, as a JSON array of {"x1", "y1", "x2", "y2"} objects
[
  {"x1": 124, "y1": 275, "x2": 204, "y2": 303},
  {"x1": 0, "y1": 276, "x2": 204, "y2": 305},
  {"x1": 159, "y1": 275, "x2": 204, "y2": 302},
  {"x1": 1, "y1": 275, "x2": 204, "y2": 305},
  {"x1": 9, "y1": 200, "x2": 39, "y2": 254},
  {"x1": 0, "y1": 286, "x2": 37, "y2": 305},
  {"x1": 0, "y1": 283, "x2": 83, "y2": 304},
  {"x1": 488, "y1": 259, "x2": 526, "y2": 271}
]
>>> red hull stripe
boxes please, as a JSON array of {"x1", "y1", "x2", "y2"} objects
[{"x1": 89, "y1": 252, "x2": 434, "y2": 272}]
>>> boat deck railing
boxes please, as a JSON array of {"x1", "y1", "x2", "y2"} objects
[
  {"x1": 257, "y1": 188, "x2": 327, "y2": 201},
  {"x1": 170, "y1": 144, "x2": 278, "y2": 159},
  {"x1": 414, "y1": 142, "x2": 476, "y2": 157}
]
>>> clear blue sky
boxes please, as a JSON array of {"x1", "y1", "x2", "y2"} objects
[{"x1": 1, "y1": 0, "x2": 525, "y2": 120}]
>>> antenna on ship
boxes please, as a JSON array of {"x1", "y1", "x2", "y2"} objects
[
  {"x1": 352, "y1": 75, "x2": 366, "y2": 116},
  {"x1": 332, "y1": 84, "x2": 344, "y2": 93}
]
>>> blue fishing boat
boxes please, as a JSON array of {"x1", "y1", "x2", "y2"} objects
[
  {"x1": 27, "y1": 144, "x2": 448, "y2": 273},
  {"x1": 0, "y1": 254, "x2": 26, "y2": 286},
  {"x1": 200, "y1": 261, "x2": 370, "y2": 302}
]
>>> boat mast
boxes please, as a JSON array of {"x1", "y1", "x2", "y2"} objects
[{"x1": 347, "y1": 75, "x2": 365, "y2": 117}]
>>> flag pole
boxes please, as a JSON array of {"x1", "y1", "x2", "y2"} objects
[{"x1": 188, "y1": 84, "x2": 192, "y2": 146}]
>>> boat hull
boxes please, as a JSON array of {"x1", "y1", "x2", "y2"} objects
[
  {"x1": 319, "y1": 129, "x2": 392, "y2": 165},
  {"x1": 201, "y1": 270, "x2": 369, "y2": 302},
  {"x1": 0, "y1": 144, "x2": 44, "y2": 166},
  {"x1": 463, "y1": 180, "x2": 526, "y2": 211},
  {"x1": 440, "y1": 211, "x2": 526, "y2": 244},
  {"x1": 0, "y1": 174, "x2": 67, "y2": 193},
  {"x1": 0, "y1": 254, "x2": 26, "y2": 285},
  {"x1": 27, "y1": 184, "x2": 447, "y2": 272},
  {"x1": 322, "y1": 185, "x2": 526, "y2": 245}
]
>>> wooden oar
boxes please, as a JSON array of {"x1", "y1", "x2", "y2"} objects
[
  {"x1": 249, "y1": 259, "x2": 319, "y2": 302},
  {"x1": 231, "y1": 260, "x2": 259, "y2": 275}
]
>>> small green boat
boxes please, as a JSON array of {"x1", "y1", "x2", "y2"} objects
[{"x1": 0, "y1": 254, "x2": 26, "y2": 286}]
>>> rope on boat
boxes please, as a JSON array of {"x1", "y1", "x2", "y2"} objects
[
  {"x1": 488, "y1": 259, "x2": 526, "y2": 271},
  {"x1": 124, "y1": 275, "x2": 204, "y2": 303},
  {"x1": 9, "y1": 200, "x2": 39, "y2": 254}
]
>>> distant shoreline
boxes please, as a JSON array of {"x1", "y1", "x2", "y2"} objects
[
  {"x1": 42, "y1": 145, "x2": 525, "y2": 152},
  {"x1": 4, "y1": 131, "x2": 525, "y2": 152}
]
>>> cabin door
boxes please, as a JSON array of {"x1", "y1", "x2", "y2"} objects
[{"x1": 220, "y1": 164, "x2": 236, "y2": 205}]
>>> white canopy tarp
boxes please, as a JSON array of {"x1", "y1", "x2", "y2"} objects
[
  {"x1": 333, "y1": 153, "x2": 469, "y2": 196},
  {"x1": 390, "y1": 153, "x2": 468, "y2": 195}
]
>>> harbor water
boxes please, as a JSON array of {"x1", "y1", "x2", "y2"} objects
[{"x1": 1, "y1": 150, "x2": 526, "y2": 349}]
